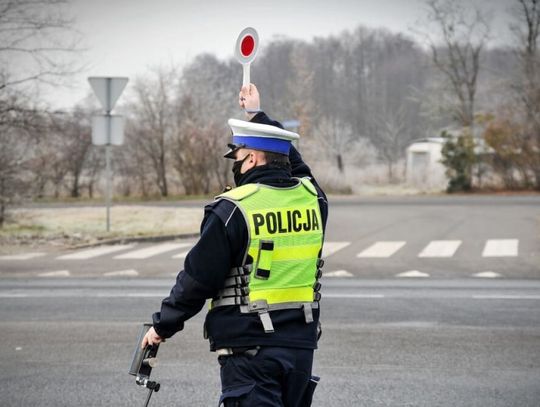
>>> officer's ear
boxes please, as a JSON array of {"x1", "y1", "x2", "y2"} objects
[
  {"x1": 245, "y1": 151, "x2": 258, "y2": 166},
  {"x1": 250, "y1": 150, "x2": 266, "y2": 166}
]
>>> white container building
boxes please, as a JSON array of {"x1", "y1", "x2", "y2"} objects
[{"x1": 406, "y1": 138, "x2": 448, "y2": 190}]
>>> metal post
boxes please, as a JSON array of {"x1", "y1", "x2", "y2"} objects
[
  {"x1": 105, "y1": 144, "x2": 111, "y2": 232},
  {"x1": 105, "y1": 78, "x2": 112, "y2": 232},
  {"x1": 88, "y1": 76, "x2": 128, "y2": 233}
]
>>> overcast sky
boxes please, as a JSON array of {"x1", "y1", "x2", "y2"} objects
[{"x1": 49, "y1": 0, "x2": 514, "y2": 110}]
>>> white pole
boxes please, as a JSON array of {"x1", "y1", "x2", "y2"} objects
[{"x1": 243, "y1": 63, "x2": 250, "y2": 86}]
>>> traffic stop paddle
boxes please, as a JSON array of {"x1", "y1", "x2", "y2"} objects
[{"x1": 234, "y1": 27, "x2": 259, "y2": 86}]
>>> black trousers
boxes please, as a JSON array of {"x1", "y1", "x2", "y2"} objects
[{"x1": 218, "y1": 347, "x2": 319, "y2": 407}]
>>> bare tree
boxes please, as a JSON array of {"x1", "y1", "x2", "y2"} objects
[
  {"x1": 24, "y1": 106, "x2": 94, "y2": 199},
  {"x1": 0, "y1": 125, "x2": 32, "y2": 227},
  {"x1": 286, "y1": 43, "x2": 317, "y2": 139},
  {"x1": 416, "y1": 0, "x2": 490, "y2": 127},
  {"x1": 170, "y1": 94, "x2": 225, "y2": 195},
  {"x1": 312, "y1": 118, "x2": 358, "y2": 173},
  {"x1": 82, "y1": 147, "x2": 103, "y2": 198},
  {"x1": 57, "y1": 108, "x2": 92, "y2": 197},
  {"x1": 0, "y1": 0, "x2": 82, "y2": 93},
  {"x1": 178, "y1": 54, "x2": 238, "y2": 189},
  {"x1": 0, "y1": 0, "x2": 82, "y2": 226},
  {"x1": 510, "y1": 0, "x2": 540, "y2": 188},
  {"x1": 0, "y1": 92, "x2": 49, "y2": 225},
  {"x1": 374, "y1": 106, "x2": 409, "y2": 183},
  {"x1": 256, "y1": 39, "x2": 299, "y2": 121},
  {"x1": 28, "y1": 117, "x2": 67, "y2": 198},
  {"x1": 127, "y1": 68, "x2": 176, "y2": 197},
  {"x1": 116, "y1": 137, "x2": 155, "y2": 197}
]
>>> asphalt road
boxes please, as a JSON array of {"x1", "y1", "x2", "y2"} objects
[
  {"x1": 1, "y1": 195, "x2": 538, "y2": 406},
  {"x1": 2, "y1": 195, "x2": 539, "y2": 279},
  {"x1": 323, "y1": 195, "x2": 540, "y2": 279},
  {"x1": 1, "y1": 278, "x2": 539, "y2": 406}
]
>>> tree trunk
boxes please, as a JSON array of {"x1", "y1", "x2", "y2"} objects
[
  {"x1": 158, "y1": 159, "x2": 168, "y2": 197},
  {"x1": 535, "y1": 168, "x2": 540, "y2": 191},
  {"x1": 71, "y1": 175, "x2": 80, "y2": 198},
  {"x1": 0, "y1": 200, "x2": 4, "y2": 228},
  {"x1": 387, "y1": 161, "x2": 394, "y2": 184},
  {"x1": 0, "y1": 178, "x2": 5, "y2": 228},
  {"x1": 336, "y1": 154, "x2": 344, "y2": 173}
]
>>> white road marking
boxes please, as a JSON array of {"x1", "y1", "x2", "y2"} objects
[
  {"x1": 324, "y1": 293, "x2": 385, "y2": 298},
  {"x1": 396, "y1": 270, "x2": 430, "y2": 278},
  {"x1": 15, "y1": 347, "x2": 22, "y2": 351},
  {"x1": 103, "y1": 269, "x2": 139, "y2": 277},
  {"x1": 472, "y1": 295, "x2": 540, "y2": 300},
  {"x1": 322, "y1": 242, "x2": 350, "y2": 258},
  {"x1": 473, "y1": 271, "x2": 502, "y2": 278},
  {"x1": 172, "y1": 250, "x2": 191, "y2": 259},
  {"x1": 57, "y1": 244, "x2": 135, "y2": 260},
  {"x1": 357, "y1": 241, "x2": 406, "y2": 258},
  {"x1": 95, "y1": 292, "x2": 165, "y2": 298},
  {"x1": 0, "y1": 293, "x2": 28, "y2": 298},
  {"x1": 418, "y1": 240, "x2": 462, "y2": 258},
  {"x1": 0, "y1": 252, "x2": 46, "y2": 260},
  {"x1": 324, "y1": 270, "x2": 353, "y2": 278},
  {"x1": 115, "y1": 243, "x2": 191, "y2": 259},
  {"x1": 1, "y1": 291, "x2": 539, "y2": 300},
  {"x1": 482, "y1": 239, "x2": 518, "y2": 257},
  {"x1": 38, "y1": 270, "x2": 71, "y2": 277}
]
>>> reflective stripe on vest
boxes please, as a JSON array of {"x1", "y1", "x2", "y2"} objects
[{"x1": 211, "y1": 178, "x2": 323, "y2": 323}]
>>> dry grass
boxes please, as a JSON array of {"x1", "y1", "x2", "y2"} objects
[
  {"x1": 312, "y1": 164, "x2": 445, "y2": 196},
  {"x1": 0, "y1": 205, "x2": 203, "y2": 250}
]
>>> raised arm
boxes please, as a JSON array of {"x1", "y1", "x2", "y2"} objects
[{"x1": 239, "y1": 83, "x2": 326, "y2": 200}]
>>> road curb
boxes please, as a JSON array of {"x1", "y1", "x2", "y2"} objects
[{"x1": 69, "y1": 232, "x2": 200, "y2": 250}]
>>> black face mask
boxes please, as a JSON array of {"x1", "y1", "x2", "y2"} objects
[{"x1": 232, "y1": 153, "x2": 251, "y2": 186}]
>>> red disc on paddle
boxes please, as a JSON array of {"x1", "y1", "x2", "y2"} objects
[{"x1": 241, "y1": 35, "x2": 255, "y2": 57}]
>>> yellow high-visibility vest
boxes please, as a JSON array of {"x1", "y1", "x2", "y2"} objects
[{"x1": 211, "y1": 178, "x2": 323, "y2": 332}]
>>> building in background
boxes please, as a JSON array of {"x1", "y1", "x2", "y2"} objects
[{"x1": 406, "y1": 138, "x2": 448, "y2": 190}]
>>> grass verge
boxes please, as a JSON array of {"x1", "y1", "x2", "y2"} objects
[{"x1": 0, "y1": 205, "x2": 203, "y2": 251}]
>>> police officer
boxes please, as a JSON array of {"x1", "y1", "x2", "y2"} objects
[{"x1": 142, "y1": 83, "x2": 328, "y2": 406}]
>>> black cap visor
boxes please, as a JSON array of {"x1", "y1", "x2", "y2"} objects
[{"x1": 224, "y1": 143, "x2": 245, "y2": 159}]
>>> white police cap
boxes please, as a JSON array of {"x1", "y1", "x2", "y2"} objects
[{"x1": 224, "y1": 118, "x2": 299, "y2": 159}]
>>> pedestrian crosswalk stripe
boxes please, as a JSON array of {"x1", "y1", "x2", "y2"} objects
[
  {"x1": 396, "y1": 270, "x2": 430, "y2": 278},
  {"x1": 2, "y1": 239, "x2": 525, "y2": 263},
  {"x1": 172, "y1": 250, "x2": 191, "y2": 259},
  {"x1": 0, "y1": 252, "x2": 46, "y2": 260},
  {"x1": 324, "y1": 270, "x2": 353, "y2": 278},
  {"x1": 57, "y1": 244, "x2": 136, "y2": 260},
  {"x1": 482, "y1": 239, "x2": 518, "y2": 257},
  {"x1": 322, "y1": 242, "x2": 350, "y2": 258},
  {"x1": 357, "y1": 241, "x2": 406, "y2": 258},
  {"x1": 418, "y1": 240, "x2": 462, "y2": 258},
  {"x1": 114, "y1": 242, "x2": 192, "y2": 259},
  {"x1": 473, "y1": 271, "x2": 501, "y2": 278},
  {"x1": 104, "y1": 269, "x2": 139, "y2": 277},
  {"x1": 38, "y1": 270, "x2": 71, "y2": 277}
]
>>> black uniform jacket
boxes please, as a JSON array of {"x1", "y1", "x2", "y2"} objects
[{"x1": 152, "y1": 112, "x2": 328, "y2": 351}]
